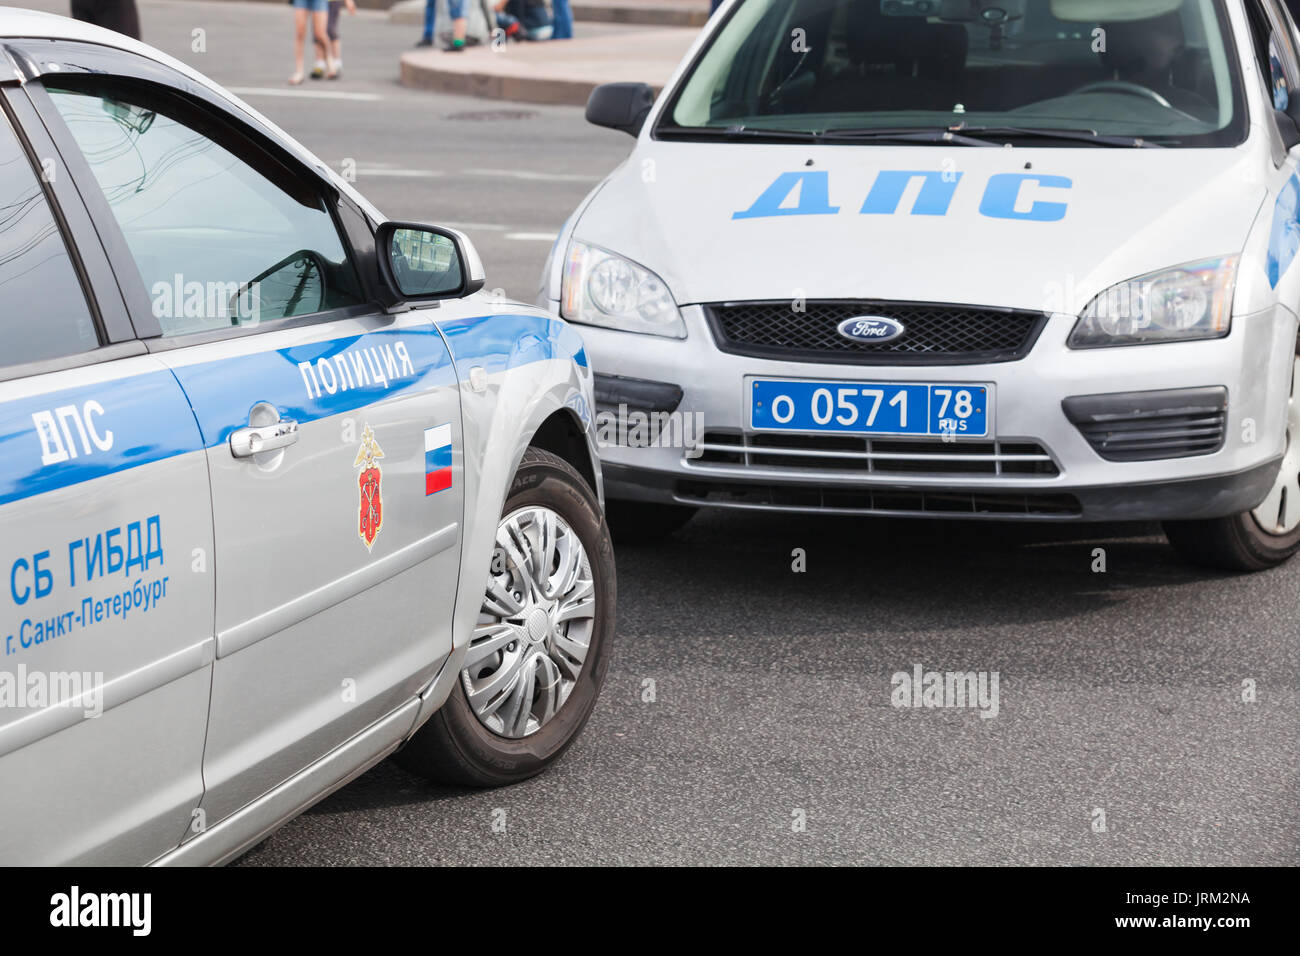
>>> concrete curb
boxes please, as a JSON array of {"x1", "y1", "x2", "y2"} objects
[
  {"x1": 399, "y1": 27, "x2": 695, "y2": 106},
  {"x1": 398, "y1": 51, "x2": 665, "y2": 107},
  {"x1": 389, "y1": 0, "x2": 711, "y2": 28},
  {"x1": 571, "y1": 1, "x2": 709, "y2": 28},
  {"x1": 398, "y1": 58, "x2": 628, "y2": 106}
]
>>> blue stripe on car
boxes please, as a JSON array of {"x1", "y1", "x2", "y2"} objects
[
  {"x1": 1267, "y1": 172, "x2": 1300, "y2": 289},
  {"x1": 0, "y1": 314, "x2": 580, "y2": 507},
  {"x1": 437, "y1": 313, "x2": 589, "y2": 372},
  {"x1": 0, "y1": 371, "x2": 203, "y2": 508},
  {"x1": 169, "y1": 327, "x2": 458, "y2": 447}
]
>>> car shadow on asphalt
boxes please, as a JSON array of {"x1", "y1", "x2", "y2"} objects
[{"x1": 607, "y1": 509, "x2": 1235, "y2": 636}]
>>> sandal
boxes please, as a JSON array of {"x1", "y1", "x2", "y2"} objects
[{"x1": 288, "y1": 71, "x2": 305, "y2": 85}]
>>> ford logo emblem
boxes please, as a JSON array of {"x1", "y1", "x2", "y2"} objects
[{"x1": 837, "y1": 316, "x2": 905, "y2": 344}]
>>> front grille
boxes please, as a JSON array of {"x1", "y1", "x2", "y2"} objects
[
  {"x1": 674, "y1": 481, "x2": 1081, "y2": 518},
  {"x1": 706, "y1": 300, "x2": 1047, "y2": 365},
  {"x1": 691, "y1": 431, "x2": 1060, "y2": 478}
]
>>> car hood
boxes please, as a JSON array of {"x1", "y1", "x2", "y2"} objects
[{"x1": 573, "y1": 142, "x2": 1266, "y2": 312}]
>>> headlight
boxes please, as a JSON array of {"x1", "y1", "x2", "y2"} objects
[
  {"x1": 561, "y1": 240, "x2": 686, "y2": 338},
  {"x1": 1068, "y1": 256, "x2": 1238, "y2": 348}
]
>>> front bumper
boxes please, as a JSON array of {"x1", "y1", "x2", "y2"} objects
[
  {"x1": 603, "y1": 457, "x2": 1282, "y2": 522},
  {"x1": 576, "y1": 305, "x2": 1297, "y2": 523}
]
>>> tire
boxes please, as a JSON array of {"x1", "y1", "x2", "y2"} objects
[
  {"x1": 397, "y1": 448, "x2": 616, "y2": 787},
  {"x1": 1164, "y1": 356, "x2": 1300, "y2": 572},
  {"x1": 1164, "y1": 511, "x2": 1300, "y2": 572},
  {"x1": 605, "y1": 500, "x2": 697, "y2": 544}
]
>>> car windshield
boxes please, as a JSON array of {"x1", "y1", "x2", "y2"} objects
[{"x1": 662, "y1": 0, "x2": 1247, "y2": 147}]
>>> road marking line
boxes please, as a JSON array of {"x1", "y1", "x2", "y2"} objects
[
  {"x1": 468, "y1": 168, "x2": 599, "y2": 183},
  {"x1": 505, "y1": 232, "x2": 559, "y2": 242},
  {"x1": 226, "y1": 87, "x2": 383, "y2": 101},
  {"x1": 338, "y1": 167, "x2": 598, "y2": 183},
  {"x1": 356, "y1": 168, "x2": 444, "y2": 177}
]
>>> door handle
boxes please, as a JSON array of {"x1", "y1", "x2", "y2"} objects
[{"x1": 229, "y1": 419, "x2": 300, "y2": 458}]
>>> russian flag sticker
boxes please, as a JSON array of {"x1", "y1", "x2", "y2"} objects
[{"x1": 424, "y1": 424, "x2": 453, "y2": 496}]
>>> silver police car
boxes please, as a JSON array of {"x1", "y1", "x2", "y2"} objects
[{"x1": 0, "y1": 10, "x2": 614, "y2": 865}]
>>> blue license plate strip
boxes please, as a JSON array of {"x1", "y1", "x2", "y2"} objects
[{"x1": 749, "y1": 379, "x2": 991, "y2": 438}]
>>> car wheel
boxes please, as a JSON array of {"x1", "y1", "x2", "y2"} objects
[
  {"x1": 605, "y1": 501, "x2": 697, "y2": 543},
  {"x1": 1164, "y1": 356, "x2": 1300, "y2": 572},
  {"x1": 397, "y1": 447, "x2": 616, "y2": 787}
]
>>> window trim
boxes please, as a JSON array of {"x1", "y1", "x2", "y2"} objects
[
  {"x1": 12, "y1": 40, "x2": 378, "y2": 346},
  {"x1": 0, "y1": 87, "x2": 126, "y2": 372},
  {"x1": 0, "y1": 341, "x2": 147, "y2": 385},
  {"x1": 141, "y1": 303, "x2": 382, "y2": 354}
]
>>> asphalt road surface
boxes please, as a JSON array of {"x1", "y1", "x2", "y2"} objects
[{"x1": 27, "y1": 0, "x2": 1298, "y2": 865}]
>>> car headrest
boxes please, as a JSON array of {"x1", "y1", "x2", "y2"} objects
[
  {"x1": 845, "y1": 2, "x2": 968, "y2": 69},
  {"x1": 1099, "y1": 11, "x2": 1186, "y2": 76},
  {"x1": 1051, "y1": 0, "x2": 1184, "y2": 22}
]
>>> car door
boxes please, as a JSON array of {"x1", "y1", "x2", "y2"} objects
[
  {"x1": 0, "y1": 80, "x2": 213, "y2": 864},
  {"x1": 31, "y1": 57, "x2": 466, "y2": 826}
]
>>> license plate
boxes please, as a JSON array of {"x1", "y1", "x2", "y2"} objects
[{"x1": 750, "y1": 379, "x2": 990, "y2": 438}]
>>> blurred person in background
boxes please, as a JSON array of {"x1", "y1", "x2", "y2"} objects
[
  {"x1": 312, "y1": 0, "x2": 357, "y2": 78},
  {"x1": 418, "y1": 0, "x2": 469, "y2": 50},
  {"x1": 499, "y1": 0, "x2": 552, "y2": 40},
  {"x1": 70, "y1": 0, "x2": 139, "y2": 39},
  {"x1": 551, "y1": 0, "x2": 572, "y2": 39},
  {"x1": 289, "y1": 0, "x2": 332, "y2": 84}
]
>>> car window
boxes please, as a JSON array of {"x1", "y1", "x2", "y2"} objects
[
  {"x1": 0, "y1": 108, "x2": 99, "y2": 367},
  {"x1": 44, "y1": 82, "x2": 364, "y2": 336},
  {"x1": 1260, "y1": 0, "x2": 1300, "y2": 108},
  {"x1": 664, "y1": 0, "x2": 1246, "y2": 147}
]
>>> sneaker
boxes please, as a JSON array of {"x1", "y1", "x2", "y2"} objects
[
  {"x1": 310, "y1": 60, "x2": 325, "y2": 79},
  {"x1": 415, "y1": 36, "x2": 433, "y2": 47},
  {"x1": 443, "y1": 37, "x2": 466, "y2": 52}
]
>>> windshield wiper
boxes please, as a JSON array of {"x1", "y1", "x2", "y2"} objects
[
  {"x1": 656, "y1": 125, "x2": 824, "y2": 142},
  {"x1": 944, "y1": 125, "x2": 1162, "y2": 148},
  {"x1": 818, "y1": 127, "x2": 1000, "y2": 147},
  {"x1": 656, "y1": 125, "x2": 998, "y2": 146},
  {"x1": 657, "y1": 123, "x2": 1159, "y2": 148}
]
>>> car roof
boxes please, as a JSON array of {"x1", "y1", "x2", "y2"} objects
[
  {"x1": 0, "y1": 6, "x2": 385, "y2": 222},
  {"x1": 0, "y1": 7, "x2": 205, "y2": 76}
]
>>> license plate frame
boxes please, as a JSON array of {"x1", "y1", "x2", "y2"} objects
[{"x1": 748, "y1": 378, "x2": 993, "y2": 439}]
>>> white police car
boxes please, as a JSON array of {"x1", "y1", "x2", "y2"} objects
[
  {"x1": 0, "y1": 10, "x2": 613, "y2": 865},
  {"x1": 546, "y1": 0, "x2": 1300, "y2": 571}
]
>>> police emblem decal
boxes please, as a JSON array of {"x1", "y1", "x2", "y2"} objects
[{"x1": 354, "y1": 425, "x2": 385, "y2": 551}]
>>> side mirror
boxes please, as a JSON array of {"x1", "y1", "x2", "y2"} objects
[
  {"x1": 375, "y1": 221, "x2": 486, "y2": 310},
  {"x1": 585, "y1": 82, "x2": 655, "y2": 137},
  {"x1": 1277, "y1": 107, "x2": 1300, "y2": 151}
]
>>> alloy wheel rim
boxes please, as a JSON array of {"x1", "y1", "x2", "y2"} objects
[
  {"x1": 462, "y1": 506, "x2": 596, "y2": 739},
  {"x1": 1252, "y1": 357, "x2": 1300, "y2": 536}
]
